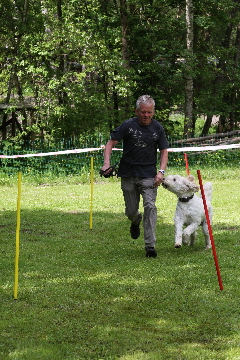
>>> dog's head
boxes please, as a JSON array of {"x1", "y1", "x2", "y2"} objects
[{"x1": 162, "y1": 174, "x2": 199, "y2": 197}]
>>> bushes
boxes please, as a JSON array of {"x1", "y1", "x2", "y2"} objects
[
  {"x1": 0, "y1": 139, "x2": 239, "y2": 178},
  {"x1": 167, "y1": 149, "x2": 240, "y2": 168}
]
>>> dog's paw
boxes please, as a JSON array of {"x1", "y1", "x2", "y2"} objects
[{"x1": 174, "y1": 244, "x2": 182, "y2": 248}]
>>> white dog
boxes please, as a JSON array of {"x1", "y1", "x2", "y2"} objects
[{"x1": 162, "y1": 174, "x2": 212, "y2": 249}]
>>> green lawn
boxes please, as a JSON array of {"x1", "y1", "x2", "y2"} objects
[{"x1": 1, "y1": 166, "x2": 240, "y2": 360}]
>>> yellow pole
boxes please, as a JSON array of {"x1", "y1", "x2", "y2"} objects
[
  {"x1": 14, "y1": 172, "x2": 22, "y2": 300},
  {"x1": 89, "y1": 157, "x2": 94, "y2": 229}
]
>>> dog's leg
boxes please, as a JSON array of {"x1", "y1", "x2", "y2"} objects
[
  {"x1": 182, "y1": 223, "x2": 200, "y2": 245},
  {"x1": 174, "y1": 219, "x2": 184, "y2": 248},
  {"x1": 189, "y1": 232, "x2": 197, "y2": 246},
  {"x1": 182, "y1": 232, "x2": 190, "y2": 245},
  {"x1": 202, "y1": 220, "x2": 211, "y2": 249}
]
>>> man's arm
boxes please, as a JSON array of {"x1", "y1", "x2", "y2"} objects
[
  {"x1": 154, "y1": 148, "x2": 168, "y2": 186},
  {"x1": 159, "y1": 148, "x2": 168, "y2": 171},
  {"x1": 101, "y1": 139, "x2": 119, "y2": 171}
]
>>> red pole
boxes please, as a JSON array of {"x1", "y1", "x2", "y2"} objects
[
  {"x1": 184, "y1": 153, "x2": 190, "y2": 175},
  {"x1": 197, "y1": 170, "x2": 223, "y2": 290}
]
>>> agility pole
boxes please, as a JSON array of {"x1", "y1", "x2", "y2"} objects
[
  {"x1": 197, "y1": 170, "x2": 223, "y2": 290},
  {"x1": 89, "y1": 157, "x2": 94, "y2": 229},
  {"x1": 14, "y1": 172, "x2": 22, "y2": 300},
  {"x1": 184, "y1": 153, "x2": 190, "y2": 175}
]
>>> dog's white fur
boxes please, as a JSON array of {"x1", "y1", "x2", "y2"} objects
[{"x1": 162, "y1": 174, "x2": 212, "y2": 249}]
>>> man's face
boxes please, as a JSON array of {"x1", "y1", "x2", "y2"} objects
[{"x1": 135, "y1": 103, "x2": 154, "y2": 126}]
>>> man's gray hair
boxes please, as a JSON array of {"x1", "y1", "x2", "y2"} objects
[{"x1": 136, "y1": 95, "x2": 155, "y2": 109}]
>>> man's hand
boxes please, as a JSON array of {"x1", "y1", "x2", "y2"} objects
[
  {"x1": 100, "y1": 139, "x2": 119, "y2": 177},
  {"x1": 99, "y1": 164, "x2": 118, "y2": 178},
  {"x1": 99, "y1": 165, "x2": 111, "y2": 177},
  {"x1": 154, "y1": 172, "x2": 164, "y2": 187},
  {"x1": 101, "y1": 163, "x2": 110, "y2": 174}
]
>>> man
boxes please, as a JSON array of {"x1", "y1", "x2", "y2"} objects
[{"x1": 101, "y1": 95, "x2": 169, "y2": 257}]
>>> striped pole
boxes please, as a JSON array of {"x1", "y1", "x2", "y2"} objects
[
  {"x1": 184, "y1": 153, "x2": 190, "y2": 175},
  {"x1": 197, "y1": 170, "x2": 223, "y2": 290}
]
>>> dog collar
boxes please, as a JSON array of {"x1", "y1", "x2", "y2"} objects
[{"x1": 178, "y1": 194, "x2": 194, "y2": 202}]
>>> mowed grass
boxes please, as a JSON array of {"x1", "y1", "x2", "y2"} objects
[{"x1": 1, "y1": 166, "x2": 240, "y2": 360}]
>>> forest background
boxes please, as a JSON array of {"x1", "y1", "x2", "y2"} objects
[{"x1": 1, "y1": 0, "x2": 240, "y2": 148}]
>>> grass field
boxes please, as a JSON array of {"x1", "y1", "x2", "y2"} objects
[{"x1": 1, "y1": 166, "x2": 240, "y2": 360}]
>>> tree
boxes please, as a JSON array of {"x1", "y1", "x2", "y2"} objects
[
  {"x1": 193, "y1": 0, "x2": 240, "y2": 135},
  {"x1": 184, "y1": 0, "x2": 194, "y2": 136},
  {"x1": 1, "y1": 0, "x2": 240, "y2": 143}
]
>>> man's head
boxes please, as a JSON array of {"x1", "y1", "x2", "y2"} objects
[{"x1": 135, "y1": 95, "x2": 155, "y2": 126}]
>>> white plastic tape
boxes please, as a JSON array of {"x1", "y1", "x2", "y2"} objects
[{"x1": 0, "y1": 143, "x2": 239, "y2": 159}]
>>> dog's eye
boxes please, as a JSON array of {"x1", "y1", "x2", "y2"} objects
[{"x1": 173, "y1": 178, "x2": 176, "y2": 182}]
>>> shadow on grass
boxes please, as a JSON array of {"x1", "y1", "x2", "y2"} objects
[{"x1": 1, "y1": 208, "x2": 240, "y2": 360}]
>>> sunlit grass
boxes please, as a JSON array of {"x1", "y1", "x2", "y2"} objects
[{"x1": 1, "y1": 166, "x2": 240, "y2": 359}]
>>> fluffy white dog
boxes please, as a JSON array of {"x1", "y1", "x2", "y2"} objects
[{"x1": 162, "y1": 174, "x2": 212, "y2": 249}]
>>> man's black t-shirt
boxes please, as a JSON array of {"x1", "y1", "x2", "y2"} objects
[{"x1": 110, "y1": 117, "x2": 169, "y2": 177}]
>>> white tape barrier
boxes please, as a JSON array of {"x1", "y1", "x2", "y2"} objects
[
  {"x1": 167, "y1": 143, "x2": 240, "y2": 152},
  {"x1": 0, "y1": 147, "x2": 103, "y2": 159},
  {"x1": 0, "y1": 143, "x2": 239, "y2": 159}
]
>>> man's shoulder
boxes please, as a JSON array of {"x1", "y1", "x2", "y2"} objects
[
  {"x1": 111, "y1": 117, "x2": 137, "y2": 138},
  {"x1": 124, "y1": 117, "x2": 137, "y2": 125},
  {"x1": 117, "y1": 117, "x2": 138, "y2": 130},
  {"x1": 151, "y1": 118, "x2": 162, "y2": 126},
  {"x1": 151, "y1": 119, "x2": 164, "y2": 130},
  {"x1": 123, "y1": 118, "x2": 163, "y2": 131}
]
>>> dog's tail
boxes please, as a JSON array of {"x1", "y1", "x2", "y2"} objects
[{"x1": 202, "y1": 182, "x2": 213, "y2": 201}]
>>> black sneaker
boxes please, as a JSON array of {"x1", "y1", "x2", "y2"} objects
[
  {"x1": 146, "y1": 247, "x2": 157, "y2": 258},
  {"x1": 130, "y1": 222, "x2": 141, "y2": 239}
]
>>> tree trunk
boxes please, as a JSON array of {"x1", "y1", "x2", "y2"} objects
[
  {"x1": 57, "y1": 0, "x2": 67, "y2": 107},
  {"x1": 119, "y1": 0, "x2": 131, "y2": 117},
  {"x1": 119, "y1": 0, "x2": 130, "y2": 70},
  {"x1": 1, "y1": 0, "x2": 29, "y2": 140},
  {"x1": 215, "y1": 2, "x2": 239, "y2": 133},
  {"x1": 184, "y1": 0, "x2": 194, "y2": 137},
  {"x1": 201, "y1": 115, "x2": 213, "y2": 136},
  {"x1": 230, "y1": 23, "x2": 240, "y2": 130}
]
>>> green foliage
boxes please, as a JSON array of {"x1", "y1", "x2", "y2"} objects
[
  {"x1": 156, "y1": 110, "x2": 183, "y2": 138},
  {"x1": 0, "y1": 0, "x2": 240, "y2": 142}
]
